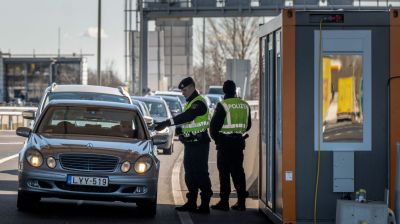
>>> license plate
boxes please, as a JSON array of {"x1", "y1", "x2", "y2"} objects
[{"x1": 67, "y1": 175, "x2": 109, "y2": 187}]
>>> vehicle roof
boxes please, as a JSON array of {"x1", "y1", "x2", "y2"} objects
[
  {"x1": 151, "y1": 95, "x2": 180, "y2": 101},
  {"x1": 206, "y1": 94, "x2": 223, "y2": 97},
  {"x1": 47, "y1": 99, "x2": 140, "y2": 111},
  {"x1": 154, "y1": 91, "x2": 183, "y2": 96},
  {"x1": 51, "y1": 85, "x2": 125, "y2": 96},
  {"x1": 132, "y1": 96, "x2": 166, "y2": 104}
]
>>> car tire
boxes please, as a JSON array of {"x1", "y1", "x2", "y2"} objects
[
  {"x1": 17, "y1": 191, "x2": 40, "y2": 211},
  {"x1": 137, "y1": 198, "x2": 157, "y2": 217},
  {"x1": 163, "y1": 144, "x2": 173, "y2": 155}
]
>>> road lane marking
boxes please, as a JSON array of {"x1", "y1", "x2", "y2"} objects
[
  {"x1": 171, "y1": 148, "x2": 194, "y2": 224},
  {"x1": 0, "y1": 142, "x2": 23, "y2": 145},
  {"x1": 0, "y1": 190, "x2": 17, "y2": 195},
  {"x1": 0, "y1": 154, "x2": 18, "y2": 164}
]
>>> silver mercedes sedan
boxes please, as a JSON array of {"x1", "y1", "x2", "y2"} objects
[{"x1": 16, "y1": 100, "x2": 163, "y2": 216}]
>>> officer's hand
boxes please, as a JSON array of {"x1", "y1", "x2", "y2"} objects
[{"x1": 154, "y1": 121, "x2": 168, "y2": 131}]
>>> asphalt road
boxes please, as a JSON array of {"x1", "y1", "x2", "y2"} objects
[{"x1": 0, "y1": 130, "x2": 271, "y2": 224}]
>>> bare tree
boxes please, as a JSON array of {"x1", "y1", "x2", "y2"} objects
[
  {"x1": 194, "y1": 17, "x2": 261, "y2": 99},
  {"x1": 88, "y1": 60, "x2": 124, "y2": 87}
]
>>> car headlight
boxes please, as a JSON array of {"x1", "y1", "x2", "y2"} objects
[
  {"x1": 121, "y1": 161, "x2": 131, "y2": 173},
  {"x1": 46, "y1": 156, "x2": 56, "y2": 169},
  {"x1": 25, "y1": 149, "x2": 43, "y2": 168},
  {"x1": 134, "y1": 156, "x2": 153, "y2": 174}
]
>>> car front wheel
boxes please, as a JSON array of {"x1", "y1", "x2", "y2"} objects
[
  {"x1": 17, "y1": 191, "x2": 40, "y2": 211},
  {"x1": 163, "y1": 144, "x2": 173, "y2": 155},
  {"x1": 137, "y1": 198, "x2": 157, "y2": 217}
]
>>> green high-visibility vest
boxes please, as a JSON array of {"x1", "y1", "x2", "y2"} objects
[
  {"x1": 219, "y1": 98, "x2": 249, "y2": 134},
  {"x1": 181, "y1": 95, "x2": 209, "y2": 137}
]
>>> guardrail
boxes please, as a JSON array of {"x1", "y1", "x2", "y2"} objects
[
  {"x1": 0, "y1": 107, "x2": 37, "y2": 130},
  {"x1": 247, "y1": 100, "x2": 259, "y2": 120}
]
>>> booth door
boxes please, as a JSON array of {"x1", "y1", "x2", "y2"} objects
[{"x1": 260, "y1": 29, "x2": 283, "y2": 217}]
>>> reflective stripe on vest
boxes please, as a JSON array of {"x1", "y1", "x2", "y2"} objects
[
  {"x1": 220, "y1": 98, "x2": 249, "y2": 134},
  {"x1": 181, "y1": 95, "x2": 209, "y2": 137}
]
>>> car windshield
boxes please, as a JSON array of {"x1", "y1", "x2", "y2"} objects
[
  {"x1": 208, "y1": 88, "x2": 224, "y2": 95},
  {"x1": 140, "y1": 102, "x2": 151, "y2": 117},
  {"x1": 43, "y1": 92, "x2": 130, "y2": 109},
  {"x1": 164, "y1": 99, "x2": 182, "y2": 113},
  {"x1": 208, "y1": 96, "x2": 222, "y2": 105},
  {"x1": 156, "y1": 94, "x2": 186, "y2": 105},
  {"x1": 37, "y1": 106, "x2": 146, "y2": 139},
  {"x1": 141, "y1": 101, "x2": 168, "y2": 120}
]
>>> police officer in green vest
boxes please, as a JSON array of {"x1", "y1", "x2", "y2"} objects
[
  {"x1": 154, "y1": 77, "x2": 213, "y2": 214},
  {"x1": 210, "y1": 80, "x2": 251, "y2": 211}
]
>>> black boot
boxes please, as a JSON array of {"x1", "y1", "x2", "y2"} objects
[
  {"x1": 195, "y1": 197, "x2": 210, "y2": 214},
  {"x1": 175, "y1": 201, "x2": 197, "y2": 212},
  {"x1": 211, "y1": 200, "x2": 229, "y2": 211},
  {"x1": 231, "y1": 198, "x2": 246, "y2": 211}
]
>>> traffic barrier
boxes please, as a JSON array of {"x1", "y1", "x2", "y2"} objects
[{"x1": 0, "y1": 107, "x2": 37, "y2": 130}]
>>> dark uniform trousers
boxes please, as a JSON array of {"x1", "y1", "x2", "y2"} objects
[
  {"x1": 183, "y1": 141, "x2": 213, "y2": 204},
  {"x1": 216, "y1": 137, "x2": 247, "y2": 201}
]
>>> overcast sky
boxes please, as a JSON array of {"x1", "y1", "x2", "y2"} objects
[{"x1": 0, "y1": 0, "x2": 127, "y2": 80}]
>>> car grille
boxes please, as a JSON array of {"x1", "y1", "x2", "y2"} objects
[
  {"x1": 60, "y1": 154, "x2": 119, "y2": 172},
  {"x1": 55, "y1": 182, "x2": 119, "y2": 193}
]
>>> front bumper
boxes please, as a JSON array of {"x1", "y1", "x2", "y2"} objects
[{"x1": 18, "y1": 169, "x2": 158, "y2": 203}]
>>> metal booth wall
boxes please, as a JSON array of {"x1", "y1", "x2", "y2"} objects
[
  {"x1": 259, "y1": 10, "x2": 393, "y2": 224},
  {"x1": 295, "y1": 11, "x2": 389, "y2": 223}
]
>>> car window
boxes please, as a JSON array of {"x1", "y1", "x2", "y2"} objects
[
  {"x1": 156, "y1": 94, "x2": 186, "y2": 105},
  {"x1": 132, "y1": 101, "x2": 144, "y2": 115},
  {"x1": 37, "y1": 106, "x2": 146, "y2": 139},
  {"x1": 45, "y1": 92, "x2": 130, "y2": 108},
  {"x1": 140, "y1": 102, "x2": 151, "y2": 117},
  {"x1": 208, "y1": 88, "x2": 224, "y2": 95},
  {"x1": 164, "y1": 99, "x2": 182, "y2": 113},
  {"x1": 208, "y1": 96, "x2": 221, "y2": 105},
  {"x1": 142, "y1": 101, "x2": 168, "y2": 120}
]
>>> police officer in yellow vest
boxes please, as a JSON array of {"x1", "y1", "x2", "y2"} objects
[
  {"x1": 154, "y1": 77, "x2": 213, "y2": 214},
  {"x1": 210, "y1": 80, "x2": 251, "y2": 211}
]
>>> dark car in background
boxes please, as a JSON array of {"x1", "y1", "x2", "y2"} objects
[
  {"x1": 154, "y1": 91, "x2": 186, "y2": 106},
  {"x1": 132, "y1": 96, "x2": 175, "y2": 155},
  {"x1": 16, "y1": 100, "x2": 163, "y2": 216},
  {"x1": 151, "y1": 95, "x2": 183, "y2": 117}
]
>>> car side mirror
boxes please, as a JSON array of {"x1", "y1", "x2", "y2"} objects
[
  {"x1": 16, "y1": 127, "x2": 31, "y2": 138},
  {"x1": 143, "y1": 116, "x2": 154, "y2": 129},
  {"x1": 22, "y1": 110, "x2": 35, "y2": 120},
  {"x1": 152, "y1": 137, "x2": 167, "y2": 145}
]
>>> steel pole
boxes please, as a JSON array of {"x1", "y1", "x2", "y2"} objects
[
  {"x1": 202, "y1": 18, "x2": 206, "y2": 94},
  {"x1": 97, "y1": 0, "x2": 102, "y2": 85}
]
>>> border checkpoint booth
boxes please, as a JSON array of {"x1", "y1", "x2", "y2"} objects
[{"x1": 258, "y1": 9, "x2": 400, "y2": 224}]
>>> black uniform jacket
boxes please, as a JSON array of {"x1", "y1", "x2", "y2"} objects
[
  {"x1": 209, "y1": 95, "x2": 252, "y2": 145},
  {"x1": 167, "y1": 90, "x2": 208, "y2": 126}
]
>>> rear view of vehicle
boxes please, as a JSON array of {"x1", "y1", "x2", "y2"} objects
[{"x1": 16, "y1": 100, "x2": 162, "y2": 216}]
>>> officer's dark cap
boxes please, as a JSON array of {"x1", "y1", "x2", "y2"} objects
[
  {"x1": 178, "y1": 77, "x2": 195, "y2": 89},
  {"x1": 223, "y1": 80, "x2": 236, "y2": 95}
]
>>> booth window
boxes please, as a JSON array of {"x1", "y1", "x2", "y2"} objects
[
  {"x1": 322, "y1": 55, "x2": 363, "y2": 143},
  {"x1": 314, "y1": 30, "x2": 371, "y2": 151}
]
